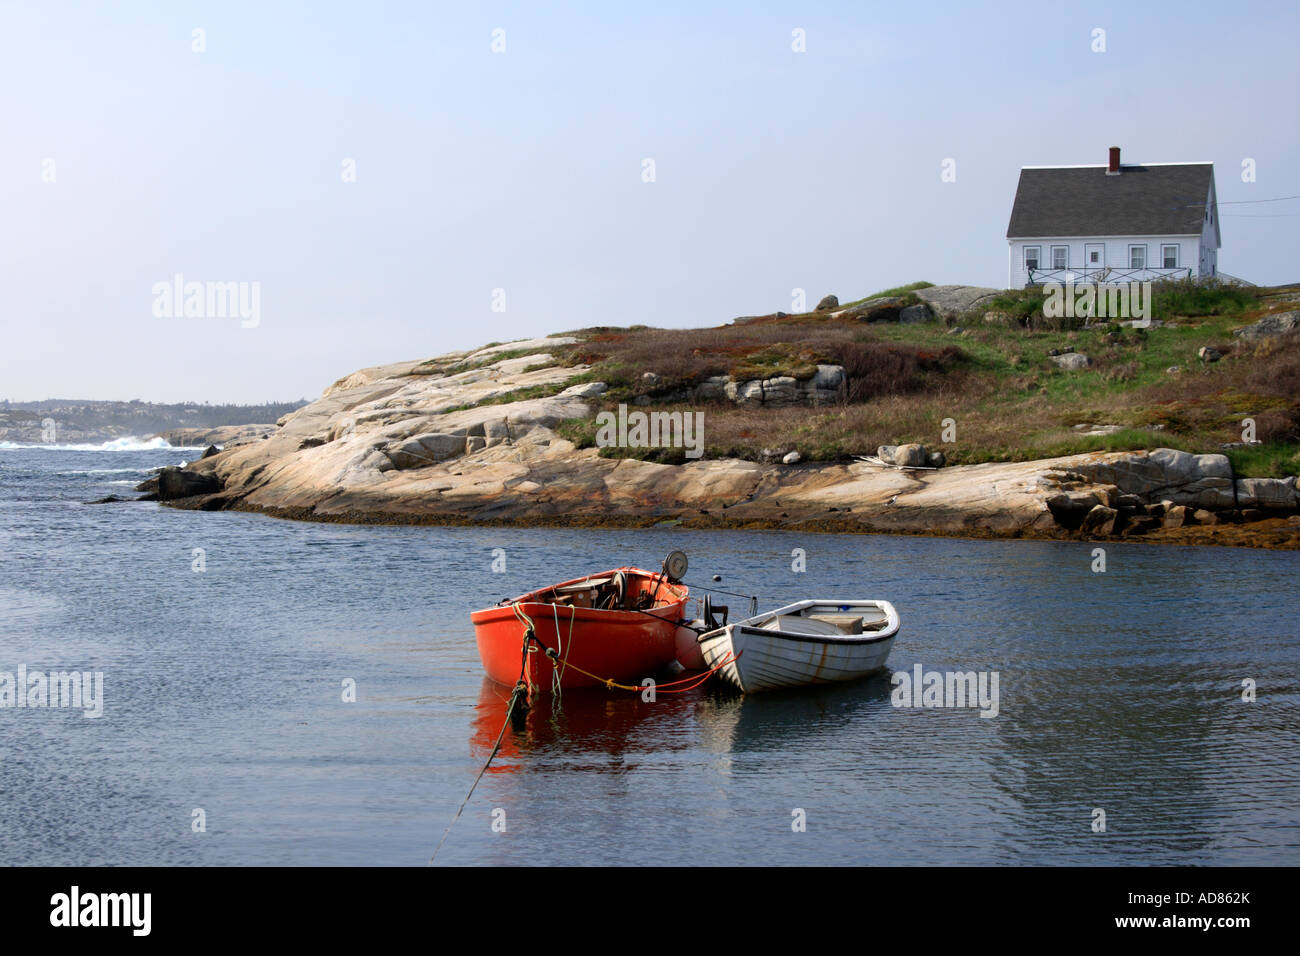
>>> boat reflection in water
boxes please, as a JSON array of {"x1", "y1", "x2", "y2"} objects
[
  {"x1": 469, "y1": 667, "x2": 896, "y2": 766},
  {"x1": 470, "y1": 674, "x2": 704, "y2": 763}
]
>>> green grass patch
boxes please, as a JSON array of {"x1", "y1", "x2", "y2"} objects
[
  {"x1": 1225, "y1": 442, "x2": 1300, "y2": 478},
  {"x1": 837, "y1": 281, "x2": 934, "y2": 309}
]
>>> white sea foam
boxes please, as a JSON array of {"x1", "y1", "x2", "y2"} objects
[{"x1": 0, "y1": 437, "x2": 201, "y2": 452}]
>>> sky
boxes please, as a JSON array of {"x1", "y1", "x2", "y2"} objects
[{"x1": 3, "y1": 0, "x2": 1297, "y2": 403}]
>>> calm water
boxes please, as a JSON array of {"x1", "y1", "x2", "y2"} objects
[{"x1": 1, "y1": 443, "x2": 1297, "y2": 866}]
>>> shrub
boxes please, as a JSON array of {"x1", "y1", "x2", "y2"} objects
[{"x1": 1152, "y1": 278, "x2": 1256, "y2": 318}]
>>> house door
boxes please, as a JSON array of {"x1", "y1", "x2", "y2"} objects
[{"x1": 1084, "y1": 243, "x2": 1105, "y2": 281}]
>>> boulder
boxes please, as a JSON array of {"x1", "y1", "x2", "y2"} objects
[
  {"x1": 1233, "y1": 310, "x2": 1300, "y2": 340},
  {"x1": 815, "y1": 294, "x2": 839, "y2": 311},
  {"x1": 762, "y1": 376, "x2": 801, "y2": 406},
  {"x1": 899, "y1": 304, "x2": 933, "y2": 324},
  {"x1": 726, "y1": 380, "x2": 766, "y2": 405},
  {"x1": 1046, "y1": 489, "x2": 1113, "y2": 527},
  {"x1": 1198, "y1": 346, "x2": 1223, "y2": 363},
  {"x1": 782, "y1": 451, "x2": 802, "y2": 465},
  {"x1": 560, "y1": 381, "x2": 607, "y2": 399},
  {"x1": 1093, "y1": 484, "x2": 1121, "y2": 507},
  {"x1": 1051, "y1": 353, "x2": 1091, "y2": 370},
  {"x1": 1122, "y1": 515, "x2": 1159, "y2": 535},
  {"x1": 803, "y1": 364, "x2": 847, "y2": 404},
  {"x1": 1080, "y1": 504, "x2": 1118, "y2": 535},
  {"x1": 877, "y1": 445, "x2": 898, "y2": 464},
  {"x1": 1235, "y1": 476, "x2": 1297, "y2": 510},
  {"x1": 693, "y1": 376, "x2": 730, "y2": 401},
  {"x1": 157, "y1": 467, "x2": 222, "y2": 500},
  {"x1": 1192, "y1": 509, "x2": 1219, "y2": 525},
  {"x1": 893, "y1": 443, "x2": 929, "y2": 468},
  {"x1": 1067, "y1": 448, "x2": 1236, "y2": 510},
  {"x1": 1162, "y1": 505, "x2": 1188, "y2": 528},
  {"x1": 913, "y1": 285, "x2": 1003, "y2": 322},
  {"x1": 836, "y1": 296, "x2": 906, "y2": 322},
  {"x1": 927, "y1": 451, "x2": 946, "y2": 468}
]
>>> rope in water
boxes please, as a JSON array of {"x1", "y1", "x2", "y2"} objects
[
  {"x1": 428, "y1": 635, "x2": 530, "y2": 866},
  {"x1": 431, "y1": 594, "x2": 738, "y2": 860},
  {"x1": 528, "y1": 630, "x2": 738, "y2": 693}
]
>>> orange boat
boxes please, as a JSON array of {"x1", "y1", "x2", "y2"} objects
[{"x1": 471, "y1": 566, "x2": 690, "y2": 692}]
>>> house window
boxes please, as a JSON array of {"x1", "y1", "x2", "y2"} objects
[
  {"x1": 1129, "y1": 245, "x2": 1146, "y2": 269},
  {"x1": 1024, "y1": 246, "x2": 1041, "y2": 272},
  {"x1": 1089, "y1": 249, "x2": 1100, "y2": 264},
  {"x1": 1162, "y1": 245, "x2": 1179, "y2": 269},
  {"x1": 1051, "y1": 246, "x2": 1068, "y2": 269}
]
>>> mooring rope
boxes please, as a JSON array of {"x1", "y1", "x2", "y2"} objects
[
  {"x1": 429, "y1": 634, "x2": 530, "y2": 866},
  {"x1": 527, "y1": 630, "x2": 738, "y2": 693},
  {"x1": 432, "y1": 589, "x2": 742, "y2": 861}
]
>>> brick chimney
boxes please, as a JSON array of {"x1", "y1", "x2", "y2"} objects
[{"x1": 1106, "y1": 146, "x2": 1121, "y2": 175}]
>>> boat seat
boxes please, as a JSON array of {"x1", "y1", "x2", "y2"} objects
[
  {"x1": 554, "y1": 577, "x2": 613, "y2": 593},
  {"x1": 807, "y1": 613, "x2": 864, "y2": 635},
  {"x1": 760, "y1": 616, "x2": 845, "y2": 636}
]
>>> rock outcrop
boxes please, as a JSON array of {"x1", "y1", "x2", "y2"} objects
[
  {"x1": 155, "y1": 424, "x2": 277, "y2": 447},
  {"x1": 913, "y1": 285, "x2": 1003, "y2": 322},
  {"x1": 153, "y1": 340, "x2": 1300, "y2": 548},
  {"x1": 1234, "y1": 310, "x2": 1300, "y2": 340}
]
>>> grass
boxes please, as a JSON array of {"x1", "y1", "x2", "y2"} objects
[
  {"x1": 837, "y1": 281, "x2": 935, "y2": 309},
  {"x1": 466, "y1": 279, "x2": 1300, "y2": 478},
  {"x1": 1224, "y1": 443, "x2": 1300, "y2": 478}
]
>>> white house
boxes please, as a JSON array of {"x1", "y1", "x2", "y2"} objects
[{"x1": 1005, "y1": 147, "x2": 1219, "y2": 289}]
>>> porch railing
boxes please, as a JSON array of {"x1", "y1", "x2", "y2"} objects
[{"x1": 1027, "y1": 266, "x2": 1193, "y2": 285}]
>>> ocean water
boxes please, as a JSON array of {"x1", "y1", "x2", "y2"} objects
[{"x1": 0, "y1": 443, "x2": 1297, "y2": 866}]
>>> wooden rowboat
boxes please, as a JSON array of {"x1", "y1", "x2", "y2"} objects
[
  {"x1": 697, "y1": 599, "x2": 899, "y2": 693},
  {"x1": 471, "y1": 567, "x2": 690, "y2": 692}
]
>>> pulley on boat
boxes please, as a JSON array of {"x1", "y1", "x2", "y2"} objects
[{"x1": 662, "y1": 549, "x2": 688, "y2": 583}]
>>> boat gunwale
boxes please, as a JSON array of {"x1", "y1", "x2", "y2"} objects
[
  {"x1": 469, "y1": 566, "x2": 689, "y2": 623},
  {"x1": 697, "y1": 599, "x2": 900, "y2": 647}
]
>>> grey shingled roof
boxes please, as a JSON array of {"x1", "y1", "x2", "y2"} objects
[{"x1": 1006, "y1": 164, "x2": 1214, "y2": 238}]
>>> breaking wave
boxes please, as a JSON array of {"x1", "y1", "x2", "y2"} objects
[{"x1": 0, "y1": 436, "x2": 201, "y2": 452}]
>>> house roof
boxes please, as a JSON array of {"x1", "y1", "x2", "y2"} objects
[{"x1": 1006, "y1": 163, "x2": 1216, "y2": 239}]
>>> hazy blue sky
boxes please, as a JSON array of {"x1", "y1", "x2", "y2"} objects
[{"x1": 3, "y1": 1, "x2": 1297, "y2": 403}]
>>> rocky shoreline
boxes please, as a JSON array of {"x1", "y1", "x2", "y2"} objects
[{"x1": 139, "y1": 333, "x2": 1300, "y2": 550}]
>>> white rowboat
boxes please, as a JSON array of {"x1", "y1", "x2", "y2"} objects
[{"x1": 698, "y1": 599, "x2": 900, "y2": 693}]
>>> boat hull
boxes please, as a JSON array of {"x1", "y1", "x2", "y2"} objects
[
  {"x1": 470, "y1": 568, "x2": 688, "y2": 691},
  {"x1": 699, "y1": 600, "x2": 899, "y2": 693}
]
